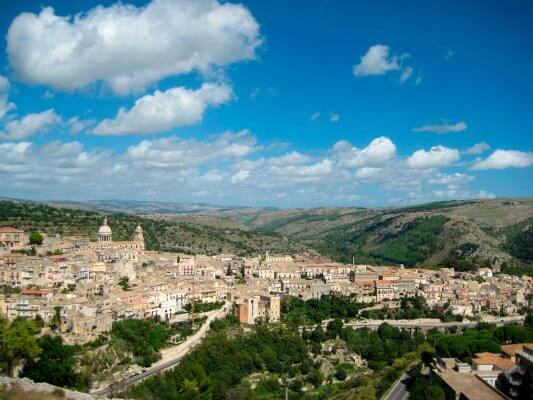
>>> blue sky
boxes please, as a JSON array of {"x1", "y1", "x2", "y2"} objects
[{"x1": 0, "y1": 0, "x2": 532, "y2": 207}]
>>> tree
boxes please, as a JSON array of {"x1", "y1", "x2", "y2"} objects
[
  {"x1": 118, "y1": 276, "x2": 130, "y2": 291},
  {"x1": 22, "y1": 335, "x2": 88, "y2": 390},
  {"x1": 326, "y1": 318, "x2": 344, "y2": 338},
  {"x1": 29, "y1": 232, "x2": 44, "y2": 246},
  {"x1": 307, "y1": 368, "x2": 324, "y2": 386},
  {"x1": 50, "y1": 306, "x2": 62, "y2": 332},
  {"x1": 0, "y1": 317, "x2": 41, "y2": 376},
  {"x1": 334, "y1": 365, "x2": 347, "y2": 381}
]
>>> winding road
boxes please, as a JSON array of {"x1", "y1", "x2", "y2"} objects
[
  {"x1": 383, "y1": 373, "x2": 410, "y2": 400},
  {"x1": 91, "y1": 301, "x2": 230, "y2": 397}
]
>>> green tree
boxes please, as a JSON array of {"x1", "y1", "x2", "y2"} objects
[
  {"x1": 0, "y1": 317, "x2": 41, "y2": 376},
  {"x1": 307, "y1": 368, "x2": 324, "y2": 386},
  {"x1": 50, "y1": 306, "x2": 62, "y2": 332},
  {"x1": 118, "y1": 276, "x2": 130, "y2": 291},
  {"x1": 334, "y1": 365, "x2": 347, "y2": 381},
  {"x1": 29, "y1": 232, "x2": 44, "y2": 245},
  {"x1": 22, "y1": 335, "x2": 88, "y2": 390}
]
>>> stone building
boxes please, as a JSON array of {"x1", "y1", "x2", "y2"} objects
[{"x1": 0, "y1": 227, "x2": 26, "y2": 249}]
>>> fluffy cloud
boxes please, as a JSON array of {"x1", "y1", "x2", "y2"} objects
[
  {"x1": 353, "y1": 44, "x2": 400, "y2": 76},
  {"x1": 230, "y1": 170, "x2": 250, "y2": 184},
  {"x1": 428, "y1": 172, "x2": 474, "y2": 186},
  {"x1": 464, "y1": 141, "x2": 490, "y2": 155},
  {"x1": 67, "y1": 117, "x2": 96, "y2": 134},
  {"x1": 471, "y1": 149, "x2": 533, "y2": 170},
  {"x1": 333, "y1": 136, "x2": 397, "y2": 168},
  {"x1": 125, "y1": 130, "x2": 256, "y2": 168},
  {"x1": 7, "y1": 0, "x2": 261, "y2": 94},
  {"x1": 93, "y1": 83, "x2": 232, "y2": 135},
  {"x1": 0, "y1": 132, "x2": 512, "y2": 206},
  {"x1": 406, "y1": 145, "x2": 460, "y2": 169},
  {"x1": 0, "y1": 76, "x2": 16, "y2": 120},
  {"x1": 269, "y1": 151, "x2": 310, "y2": 166},
  {"x1": 413, "y1": 121, "x2": 467, "y2": 134},
  {"x1": 354, "y1": 167, "x2": 382, "y2": 180},
  {"x1": 0, "y1": 109, "x2": 61, "y2": 140}
]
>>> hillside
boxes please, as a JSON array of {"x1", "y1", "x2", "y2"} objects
[
  {"x1": 2, "y1": 198, "x2": 531, "y2": 274},
  {"x1": 0, "y1": 201, "x2": 307, "y2": 257},
  {"x1": 247, "y1": 199, "x2": 533, "y2": 273}
]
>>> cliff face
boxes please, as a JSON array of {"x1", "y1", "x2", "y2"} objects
[{"x1": 0, "y1": 376, "x2": 126, "y2": 400}]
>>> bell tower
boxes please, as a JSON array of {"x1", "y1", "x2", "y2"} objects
[{"x1": 133, "y1": 224, "x2": 144, "y2": 245}]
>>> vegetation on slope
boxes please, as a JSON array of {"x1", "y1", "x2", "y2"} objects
[
  {"x1": 252, "y1": 199, "x2": 533, "y2": 271},
  {"x1": 502, "y1": 218, "x2": 533, "y2": 262},
  {"x1": 126, "y1": 324, "x2": 310, "y2": 400},
  {"x1": 0, "y1": 201, "x2": 306, "y2": 256}
]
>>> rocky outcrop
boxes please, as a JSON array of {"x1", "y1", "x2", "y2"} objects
[{"x1": 0, "y1": 376, "x2": 126, "y2": 400}]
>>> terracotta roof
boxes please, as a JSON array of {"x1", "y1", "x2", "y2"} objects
[
  {"x1": 21, "y1": 289, "x2": 48, "y2": 296},
  {"x1": 472, "y1": 352, "x2": 515, "y2": 371},
  {"x1": 501, "y1": 343, "x2": 533, "y2": 357},
  {"x1": 375, "y1": 280, "x2": 397, "y2": 285},
  {"x1": 0, "y1": 227, "x2": 24, "y2": 233}
]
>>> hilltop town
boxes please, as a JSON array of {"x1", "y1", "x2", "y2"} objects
[{"x1": 1, "y1": 216, "x2": 532, "y2": 398}]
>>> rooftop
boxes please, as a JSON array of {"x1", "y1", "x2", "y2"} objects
[
  {"x1": 500, "y1": 343, "x2": 533, "y2": 357},
  {"x1": 434, "y1": 365, "x2": 506, "y2": 400},
  {"x1": 472, "y1": 352, "x2": 515, "y2": 371}
]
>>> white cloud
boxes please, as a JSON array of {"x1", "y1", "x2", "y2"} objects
[
  {"x1": 125, "y1": 130, "x2": 256, "y2": 168},
  {"x1": 399, "y1": 66, "x2": 413, "y2": 84},
  {"x1": 471, "y1": 149, "x2": 533, "y2": 170},
  {"x1": 463, "y1": 141, "x2": 490, "y2": 155},
  {"x1": 406, "y1": 145, "x2": 460, "y2": 169},
  {"x1": 354, "y1": 167, "x2": 382, "y2": 180},
  {"x1": 413, "y1": 121, "x2": 467, "y2": 134},
  {"x1": 269, "y1": 151, "x2": 310, "y2": 166},
  {"x1": 333, "y1": 136, "x2": 397, "y2": 168},
  {"x1": 475, "y1": 190, "x2": 496, "y2": 199},
  {"x1": 93, "y1": 83, "x2": 232, "y2": 135},
  {"x1": 230, "y1": 170, "x2": 250, "y2": 184},
  {"x1": 0, "y1": 109, "x2": 61, "y2": 140},
  {"x1": 7, "y1": 0, "x2": 262, "y2": 94},
  {"x1": 0, "y1": 76, "x2": 16, "y2": 120},
  {"x1": 329, "y1": 113, "x2": 340, "y2": 122},
  {"x1": 0, "y1": 133, "x2": 512, "y2": 206},
  {"x1": 310, "y1": 112, "x2": 320, "y2": 121},
  {"x1": 428, "y1": 172, "x2": 473, "y2": 186},
  {"x1": 67, "y1": 116, "x2": 95, "y2": 134},
  {"x1": 353, "y1": 44, "x2": 400, "y2": 76}
]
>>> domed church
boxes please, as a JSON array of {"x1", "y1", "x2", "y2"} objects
[{"x1": 92, "y1": 217, "x2": 145, "y2": 252}]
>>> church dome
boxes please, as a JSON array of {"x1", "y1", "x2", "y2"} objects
[
  {"x1": 135, "y1": 225, "x2": 143, "y2": 233},
  {"x1": 98, "y1": 217, "x2": 112, "y2": 237},
  {"x1": 98, "y1": 225, "x2": 112, "y2": 235}
]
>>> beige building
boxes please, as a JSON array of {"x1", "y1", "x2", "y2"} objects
[
  {"x1": 233, "y1": 293, "x2": 280, "y2": 324},
  {"x1": 0, "y1": 227, "x2": 26, "y2": 249}
]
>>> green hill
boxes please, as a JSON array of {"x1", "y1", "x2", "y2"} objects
[
  {"x1": 248, "y1": 199, "x2": 533, "y2": 273},
  {"x1": 0, "y1": 200, "x2": 307, "y2": 256},
  {"x1": 2, "y1": 198, "x2": 531, "y2": 275}
]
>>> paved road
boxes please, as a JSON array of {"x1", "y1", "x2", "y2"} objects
[
  {"x1": 91, "y1": 301, "x2": 230, "y2": 397},
  {"x1": 383, "y1": 373, "x2": 410, "y2": 400},
  {"x1": 301, "y1": 315, "x2": 525, "y2": 331}
]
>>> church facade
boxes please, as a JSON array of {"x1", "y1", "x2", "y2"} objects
[{"x1": 88, "y1": 217, "x2": 145, "y2": 262}]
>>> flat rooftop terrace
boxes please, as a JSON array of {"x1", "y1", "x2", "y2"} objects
[{"x1": 433, "y1": 366, "x2": 506, "y2": 400}]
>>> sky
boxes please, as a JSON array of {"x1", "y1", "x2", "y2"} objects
[{"x1": 0, "y1": 0, "x2": 532, "y2": 207}]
